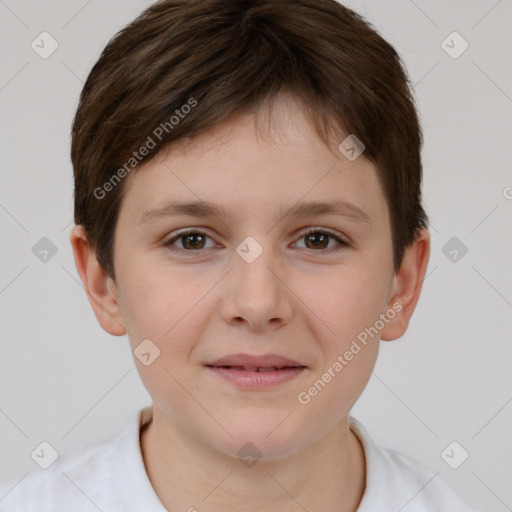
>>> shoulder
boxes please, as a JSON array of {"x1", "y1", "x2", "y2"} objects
[
  {"x1": 350, "y1": 417, "x2": 480, "y2": 512},
  {"x1": 0, "y1": 407, "x2": 159, "y2": 512},
  {"x1": 0, "y1": 437, "x2": 119, "y2": 512}
]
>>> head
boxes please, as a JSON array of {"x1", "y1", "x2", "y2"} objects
[{"x1": 70, "y1": 0, "x2": 430, "y2": 460}]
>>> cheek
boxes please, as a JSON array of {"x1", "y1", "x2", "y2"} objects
[
  {"x1": 295, "y1": 273, "x2": 383, "y2": 417},
  {"x1": 296, "y1": 264, "x2": 389, "y2": 346},
  {"x1": 119, "y1": 264, "x2": 212, "y2": 365},
  {"x1": 116, "y1": 266, "x2": 180, "y2": 349},
  {"x1": 118, "y1": 267, "x2": 204, "y2": 405}
]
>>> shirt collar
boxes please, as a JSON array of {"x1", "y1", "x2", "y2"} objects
[
  {"x1": 112, "y1": 405, "x2": 167, "y2": 511},
  {"x1": 349, "y1": 416, "x2": 403, "y2": 510}
]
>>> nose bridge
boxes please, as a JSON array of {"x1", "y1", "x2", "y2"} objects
[
  {"x1": 234, "y1": 233, "x2": 280, "y2": 299},
  {"x1": 221, "y1": 232, "x2": 292, "y2": 329}
]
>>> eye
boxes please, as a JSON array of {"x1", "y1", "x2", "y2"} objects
[
  {"x1": 164, "y1": 229, "x2": 217, "y2": 252},
  {"x1": 293, "y1": 228, "x2": 349, "y2": 252}
]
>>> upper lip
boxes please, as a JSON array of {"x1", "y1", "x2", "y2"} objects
[{"x1": 206, "y1": 353, "x2": 306, "y2": 368}]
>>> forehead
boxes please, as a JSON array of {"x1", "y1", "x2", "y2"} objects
[{"x1": 119, "y1": 97, "x2": 388, "y2": 228}]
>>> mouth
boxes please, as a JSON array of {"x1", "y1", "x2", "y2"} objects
[
  {"x1": 206, "y1": 365, "x2": 304, "y2": 372},
  {"x1": 204, "y1": 354, "x2": 307, "y2": 390}
]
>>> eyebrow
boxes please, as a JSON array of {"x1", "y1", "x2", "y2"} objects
[{"x1": 138, "y1": 198, "x2": 371, "y2": 226}]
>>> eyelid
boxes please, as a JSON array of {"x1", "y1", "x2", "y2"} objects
[
  {"x1": 164, "y1": 228, "x2": 218, "y2": 251},
  {"x1": 299, "y1": 227, "x2": 350, "y2": 246}
]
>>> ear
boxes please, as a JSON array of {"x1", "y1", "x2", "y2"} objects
[
  {"x1": 381, "y1": 229, "x2": 430, "y2": 341},
  {"x1": 69, "y1": 225, "x2": 127, "y2": 336}
]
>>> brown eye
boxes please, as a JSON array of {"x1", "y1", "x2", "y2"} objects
[
  {"x1": 295, "y1": 228, "x2": 349, "y2": 252},
  {"x1": 181, "y1": 233, "x2": 206, "y2": 249},
  {"x1": 165, "y1": 230, "x2": 215, "y2": 251},
  {"x1": 304, "y1": 232, "x2": 329, "y2": 249}
]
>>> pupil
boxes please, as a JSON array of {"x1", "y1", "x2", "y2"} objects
[
  {"x1": 307, "y1": 233, "x2": 327, "y2": 249},
  {"x1": 184, "y1": 233, "x2": 204, "y2": 249}
]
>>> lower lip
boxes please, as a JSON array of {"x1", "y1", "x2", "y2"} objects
[{"x1": 205, "y1": 366, "x2": 306, "y2": 390}]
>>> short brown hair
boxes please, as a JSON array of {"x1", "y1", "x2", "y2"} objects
[{"x1": 71, "y1": 0, "x2": 428, "y2": 280}]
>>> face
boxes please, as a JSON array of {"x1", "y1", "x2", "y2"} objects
[{"x1": 106, "y1": 95, "x2": 399, "y2": 460}]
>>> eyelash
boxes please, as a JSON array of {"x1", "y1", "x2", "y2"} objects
[{"x1": 163, "y1": 227, "x2": 350, "y2": 255}]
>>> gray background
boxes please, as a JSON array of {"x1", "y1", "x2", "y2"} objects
[{"x1": 0, "y1": 1, "x2": 511, "y2": 510}]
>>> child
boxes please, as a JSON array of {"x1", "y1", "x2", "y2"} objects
[{"x1": 0, "y1": 0, "x2": 479, "y2": 510}]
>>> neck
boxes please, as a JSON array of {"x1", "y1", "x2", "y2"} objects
[{"x1": 140, "y1": 406, "x2": 366, "y2": 512}]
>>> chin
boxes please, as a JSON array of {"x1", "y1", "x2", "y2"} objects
[{"x1": 217, "y1": 414, "x2": 314, "y2": 461}]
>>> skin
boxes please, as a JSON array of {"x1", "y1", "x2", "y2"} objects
[{"x1": 70, "y1": 93, "x2": 430, "y2": 512}]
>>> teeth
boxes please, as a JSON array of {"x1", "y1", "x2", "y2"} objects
[
  {"x1": 219, "y1": 365, "x2": 299, "y2": 372},
  {"x1": 224, "y1": 365, "x2": 280, "y2": 372}
]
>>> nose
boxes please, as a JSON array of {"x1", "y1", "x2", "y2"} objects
[{"x1": 219, "y1": 240, "x2": 294, "y2": 332}]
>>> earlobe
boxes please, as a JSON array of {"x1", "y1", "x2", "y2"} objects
[
  {"x1": 69, "y1": 225, "x2": 127, "y2": 337},
  {"x1": 380, "y1": 229, "x2": 430, "y2": 342}
]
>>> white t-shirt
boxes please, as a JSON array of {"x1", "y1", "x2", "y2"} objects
[{"x1": 0, "y1": 406, "x2": 478, "y2": 511}]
